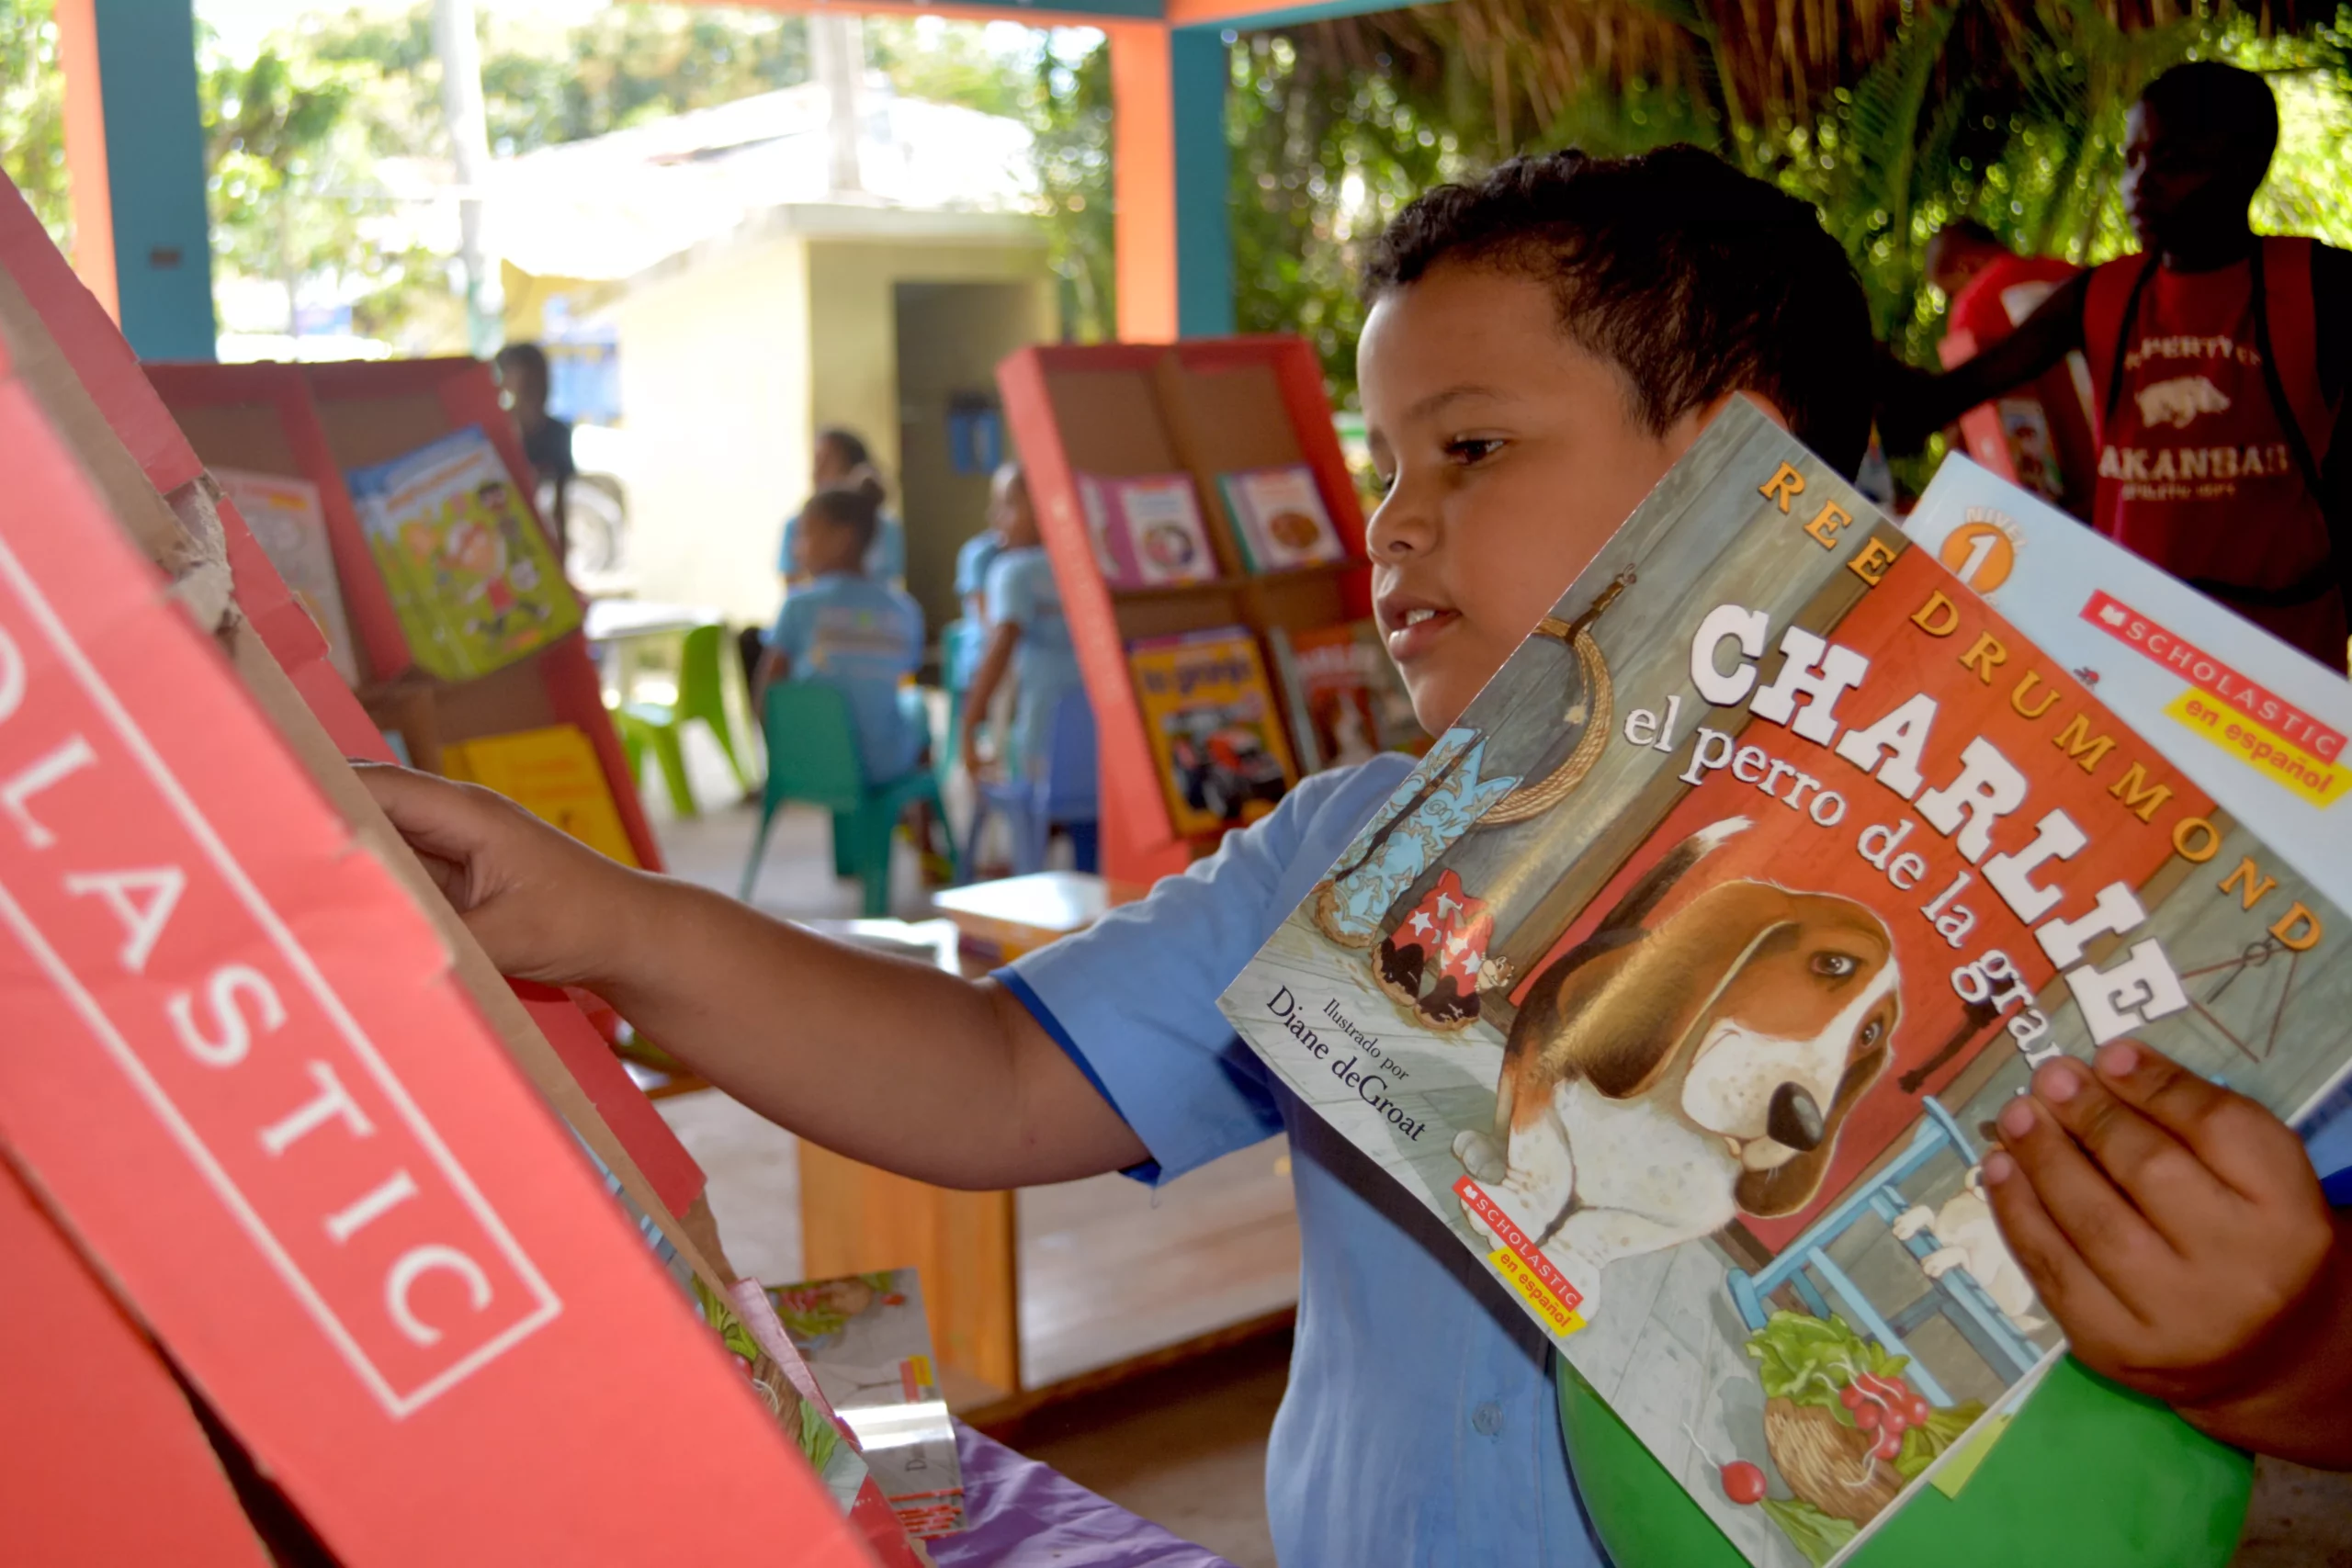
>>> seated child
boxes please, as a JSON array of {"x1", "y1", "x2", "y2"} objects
[
  {"x1": 961, "y1": 464, "x2": 1086, "y2": 784},
  {"x1": 366, "y1": 146, "x2": 2350, "y2": 1567},
  {"x1": 754, "y1": 485, "x2": 925, "y2": 786},
  {"x1": 779, "y1": 426, "x2": 907, "y2": 592}
]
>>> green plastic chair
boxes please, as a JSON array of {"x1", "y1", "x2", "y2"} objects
[
  {"x1": 1556, "y1": 1351, "x2": 2253, "y2": 1567},
  {"x1": 616, "y1": 623, "x2": 752, "y2": 818},
  {"x1": 741, "y1": 681, "x2": 950, "y2": 918}
]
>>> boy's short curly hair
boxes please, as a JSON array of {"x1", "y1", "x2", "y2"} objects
[{"x1": 1363, "y1": 145, "x2": 1873, "y2": 475}]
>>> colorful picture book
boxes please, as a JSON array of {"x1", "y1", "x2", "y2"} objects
[
  {"x1": 439, "y1": 723, "x2": 639, "y2": 867},
  {"x1": 769, "y1": 1269, "x2": 967, "y2": 1540},
  {"x1": 1129, "y1": 626, "x2": 1299, "y2": 836},
  {"x1": 1216, "y1": 401, "x2": 2352, "y2": 1568},
  {"x1": 1270, "y1": 620, "x2": 1429, "y2": 773},
  {"x1": 1077, "y1": 472, "x2": 1218, "y2": 589},
  {"x1": 212, "y1": 467, "x2": 361, "y2": 686},
  {"x1": 345, "y1": 426, "x2": 581, "y2": 681},
  {"x1": 1218, "y1": 463, "x2": 1348, "y2": 571}
]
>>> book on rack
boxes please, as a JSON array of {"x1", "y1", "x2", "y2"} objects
[
  {"x1": 1128, "y1": 626, "x2": 1299, "y2": 836},
  {"x1": 345, "y1": 426, "x2": 581, "y2": 681},
  {"x1": 1269, "y1": 620, "x2": 1430, "y2": 773},
  {"x1": 211, "y1": 467, "x2": 361, "y2": 686},
  {"x1": 769, "y1": 1269, "x2": 967, "y2": 1540},
  {"x1": 1215, "y1": 400, "x2": 2352, "y2": 1568},
  {"x1": 1077, "y1": 472, "x2": 1218, "y2": 589},
  {"x1": 1218, "y1": 463, "x2": 1348, "y2": 571},
  {"x1": 440, "y1": 722, "x2": 639, "y2": 867}
]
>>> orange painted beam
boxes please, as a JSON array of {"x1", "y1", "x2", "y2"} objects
[
  {"x1": 1107, "y1": 21, "x2": 1177, "y2": 343},
  {"x1": 52, "y1": 0, "x2": 119, "y2": 321}
]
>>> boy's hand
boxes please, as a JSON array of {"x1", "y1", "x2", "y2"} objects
[
  {"x1": 1984, "y1": 1041, "x2": 2352, "y2": 1464},
  {"x1": 356, "y1": 763, "x2": 643, "y2": 988}
]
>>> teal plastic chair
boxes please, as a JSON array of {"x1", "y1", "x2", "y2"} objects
[
  {"x1": 938, "y1": 616, "x2": 986, "y2": 795},
  {"x1": 741, "y1": 682, "x2": 950, "y2": 918},
  {"x1": 1556, "y1": 1352, "x2": 2252, "y2": 1567},
  {"x1": 616, "y1": 623, "x2": 753, "y2": 818}
]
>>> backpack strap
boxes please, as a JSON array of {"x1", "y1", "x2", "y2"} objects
[{"x1": 2083, "y1": 254, "x2": 2158, "y2": 441}]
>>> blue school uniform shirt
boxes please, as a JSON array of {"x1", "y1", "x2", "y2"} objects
[
  {"x1": 956, "y1": 531, "x2": 1004, "y2": 609},
  {"x1": 1003, "y1": 754, "x2": 1606, "y2": 1568},
  {"x1": 765, "y1": 573, "x2": 925, "y2": 784},
  {"x1": 1005, "y1": 750, "x2": 2352, "y2": 1568},
  {"x1": 985, "y1": 547, "x2": 1083, "y2": 779},
  {"x1": 779, "y1": 510, "x2": 908, "y2": 587}
]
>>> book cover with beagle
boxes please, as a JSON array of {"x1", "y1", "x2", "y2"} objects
[{"x1": 1219, "y1": 401, "x2": 2352, "y2": 1568}]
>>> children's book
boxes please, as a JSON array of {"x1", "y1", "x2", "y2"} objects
[
  {"x1": 1129, "y1": 626, "x2": 1298, "y2": 836},
  {"x1": 1078, "y1": 472, "x2": 1218, "y2": 589},
  {"x1": 1219, "y1": 463, "x2": 1348, "y2": 571},
  {"x1": 345, "y1": 426, "x2": 581, "y2": 681},
  {"x1": 439, "y1": 723, "x2": 639, "y2": 867},
  {"x1": 1215, "y1": 400, "x2": 2352, "y2": 1568},
  {"x1": 211, "y1": 467, "x2": 361, "y2": 686},
  {"x1": 770, "y1": 1269, "x2": 967, "y2": 1540},
  {"x1": 1270, "y1": 620, "x2": 1430, "y2": 773}
]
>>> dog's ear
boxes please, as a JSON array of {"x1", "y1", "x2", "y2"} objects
[
  {"x1": 1543, "y1": 882, "x2": 1798, "y2": 1100},
  {"x1": 1734, "y1": 1020, "x2": 1894, "y2": 1219}
]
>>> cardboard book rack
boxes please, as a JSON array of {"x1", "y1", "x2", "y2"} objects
[
  {"x1": 996, "y1": 337, "x2": 1373, "y2": 890},
  {"x1": 0, "y1": 185, "x2": 876, "y2": 1563}
]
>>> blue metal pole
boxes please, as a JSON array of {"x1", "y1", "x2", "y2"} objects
[
  {"x1": 1170, "y1": 26, "x2": 1232, "y2": 339},
  {"x1": 93, "y1": 0, "x2": 216, "y2": 358}
]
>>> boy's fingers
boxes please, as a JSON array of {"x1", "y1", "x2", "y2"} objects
[
  {"x1": 2027, "y1": 1056, "x2": 2233, "y2": 1248},
  {"x1": 1981, "y1": 1149, "x2": 2136, "y2": 1337},
  {"x1": 1993, "y1": 1092, "x2": 2174, "y2": 1301},
  {"x1": 355, "y1": 764, "x2": 506, "y2": 864},
  {"x1": 2089, "y1": 1042, "x2": 2304, "y2": 1201}
]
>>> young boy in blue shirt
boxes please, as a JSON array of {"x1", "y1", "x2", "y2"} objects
[
  {"x1": 754, "y1": 486, "x2": 927, "y2": 786},
  {"x1": 366, "y1": 147, "x2": 2351, "y2": 1562}
]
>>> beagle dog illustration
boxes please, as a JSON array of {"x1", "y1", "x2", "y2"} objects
[{"x1": 1455, "y1": 819, "x2": 1898, "y2": 1313}]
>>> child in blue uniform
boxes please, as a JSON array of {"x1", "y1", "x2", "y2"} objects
[
  {"x1": 961, "y1": 465, "x2": 1085, "y2": 786},
  {"x1": 366, "y1": 148, "x2": 2352, "y2": 1562},
  {"x1": 779, "y1": 427, "x2": 907, "y2": 591},
  {"x1": 754, "y1": 486, "x2": 926, "y2": 786}
]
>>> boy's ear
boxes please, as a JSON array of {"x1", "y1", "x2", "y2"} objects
[{"x1": 1701, "y1": 389, "x2": 1792, "y2": 434}]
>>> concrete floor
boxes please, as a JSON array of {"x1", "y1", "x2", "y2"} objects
[{"x1": 637, "y1": 732, "x2": 1286, "y2": 1562}]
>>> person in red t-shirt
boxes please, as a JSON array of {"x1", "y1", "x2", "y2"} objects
[
  {"x1": 1882, "y1": 63, "x2": 2351, "y2": 674},
  {"x1": 1925, "y1": 220, "x2": 2098, "y2": 516}
]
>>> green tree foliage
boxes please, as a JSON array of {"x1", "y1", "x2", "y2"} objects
[
  {"x1": 0, "y1": 0, "x2": 69, "y2": 248},
  {"x1": 1023, "y1": 33, "x2": 1114, "y2": 344},
  {"x1": 1228, "y1": 33, "x2": 1453, "y2": 382},
  {"x1": 1227, "y1": 0, "x2": 2352, "y2": 406}
]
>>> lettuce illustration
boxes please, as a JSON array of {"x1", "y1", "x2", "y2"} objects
[
  {"x1": 1746, "y1": 1311, "x2": 1908, "y2": 1426},
  {"x1": 1761, "y1": 1497, "x2": 1860, "y2": 1566}
]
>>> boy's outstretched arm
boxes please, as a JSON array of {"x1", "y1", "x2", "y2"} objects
[
  {"x1": 358, "y1": 765, "x2": 1149, "y2": 1190},
  {"x1": 1984, "y1": 1041, "x2": 2352, "y2": 1468}
]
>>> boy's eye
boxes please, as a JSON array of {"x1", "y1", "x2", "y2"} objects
[{"x1": 1445, "y1": 437, "x2": 1505, "y2": 466}]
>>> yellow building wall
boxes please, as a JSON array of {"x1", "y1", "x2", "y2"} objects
[
  {"x1": 808, "y1": 240, "x2": 1056, "y2": 631},
  {"x1": 613, "y1": 238, "x2": 815, "y2": 627},
  {"x1": 612, "y1": 231, "x2": 1052, "y2": 633}
]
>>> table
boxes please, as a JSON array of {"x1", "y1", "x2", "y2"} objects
[
  {"x1": 933, "y1": 1423, "x2": 1236, "y2": 1568},
  {"x1": 583, "y1": 597, "x2": 724, "y2": 709},
  {"x1": 796, "y1": 898, "x2": 1105, "y2": 1404},
  {"x1": 931, "y1": 871, "x2": 1113, "y2": 963}
]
